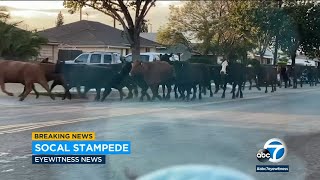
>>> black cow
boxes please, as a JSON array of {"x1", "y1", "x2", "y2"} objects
[
  {"x1": 172, "y1": 62, "x2": 211, "y2": 101},
  {"x1": 220, "y1": 61, "x2": 246, "y2": 99},
  {"x1": 55, "y1": 62, "x2": 132, "y2": 101},
  {"x1": 257, "y1": 65, "x2": 277, "y2": 93},
  {"x1": 94, "y1": 63, "x2": 139, "y2": 99}
]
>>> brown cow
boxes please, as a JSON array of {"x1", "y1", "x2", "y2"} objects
[
  {"x1": 0, "y1": 60, "x2": 55, "y2": 101},
  {"x1": 129, "y1": 60, "x2": 175, "y2": 101},
  {"x1": 19, "y1": 60, "x2": 72, "y2": 100}
]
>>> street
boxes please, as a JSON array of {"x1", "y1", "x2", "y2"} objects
[{"x1": 0, "y1": 84, "x2": 319, "y2": 180}]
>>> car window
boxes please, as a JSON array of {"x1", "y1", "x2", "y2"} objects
[
  {"x1": 104, "y1": 55, "x2": 112, "y2": 63},
  {"x1": 140, "y1": 55, "x2": 149, "y2": 62},
  {"x1": 90, "y1": 54, "x2": 101, "y2": 63},
  {"x1": 74, "y1": 54, "x2": 89, "y2": 63},
  {"x1": 125, "y1": 55, "x2": 133, "y2": 62}
]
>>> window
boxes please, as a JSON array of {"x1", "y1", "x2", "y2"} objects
[
  {"x1": 146, "y1": 48, "x2": 150, "y2": 52},
  {"x1": 140, "y1": 55, "x2": 149, "y2": 62},
  {"x1": 90, "y1": 54, "x2": 101, "y2": 63},
  {"x1": 103, "y1": 55, "x2": 112, "y2": 63},
  {"x1": 74, "y1": 54, "x2": 89, "y2": 63},
  {"x1": 125, "y1": 55, "x2": 133, "y2": 62}
]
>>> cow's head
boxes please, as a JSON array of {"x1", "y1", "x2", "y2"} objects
[{"x1": 129, "y1": 60, "x2": 144, "y2": 77}]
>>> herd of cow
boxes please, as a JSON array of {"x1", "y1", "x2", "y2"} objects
[{"x1": 0, "y1": 57, "x2": 318, "y2": 102}]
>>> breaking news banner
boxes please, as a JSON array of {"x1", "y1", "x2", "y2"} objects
[{"x1": 31, "y1": 132, "x2": 131, "y2": 164}]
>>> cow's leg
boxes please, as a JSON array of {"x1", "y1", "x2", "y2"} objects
[
  {"x1": 162, "y1": 84, "x2": 166, "y2": 99},
  {"x1": 133, "y1": 85, "x2": 139, "y2": 97},
  {"x1": 208, "y1": 82, "x2": 213, "y2": 97},
  {"x1": 186, "y1": 86, "x2": 191, "y2": 101},
  {"x1": 95, "y1": 88, "x2": 101, "y2": 101},
  {"x1": 19, "y1": 83, "x2": 33, "y2": 101},
  {"x1": 202, "y1": 85, "x2": 207, "y2": 95},
  {"x1": 62, "y1": 83, "x2": 72, "y2": 100},
  {"x1": 198, "y1": 84, "x2": 202, "y2": 100},
  {"x1": 117, "y1": 87, "x2": 126, "y2": 101},
  {"x1": 265, "y1": 83, "x2": 268, "y2": 93},
  {"x1": 239, "y1": 82, "x2": 244, "y2": 98},
  {"x1": 214, "y1": 82, "x2": 219, "y2": 94},
  {"x1": 191, "y1": 85, "x2": 197, "y2": 101},
  {"x1": 232, "y1": 82, "x2": 236, "y2": 99},
  {"x1": 236, "y1": 83, "x2": 240, "y2": 98},
  {"x1": 165, "y1": 84, "x2": 171, "y2": 100},
  {"x1": 32, "y1": 85, "x2": 40, "y2": 99},
  {"x1": 125, "y1": 85, "x2": 134, "y2": 99},
  {"x1": 221, "y1": 83, "x2": 227, "y2": 98},
  {"x1": 0, "y1": 79, "x2": 14, "y2": 96},
  {"x1": 37, "y1": 79, "x2": 55, "y2": 100},
  {"x1": 249, "y1": 80, "x2": 252, "y2": 90},
  {"x1": 255, "y1": 78, "x2": 261, "y2": 91},
  {"x1": 174, "y1": 84, "x2": 179, "y2": 99},
  {"x1": 101, "y1": 88, "x2": 112, "y2": 102},
  {"x1": 18, "y1": 86, "x2": 26, "y2": 97},
  {"x1": 50, "y1": 80, "x2": 59, "y2": 92}
]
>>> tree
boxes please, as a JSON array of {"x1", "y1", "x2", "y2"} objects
[
  {"x1": 64, "y1": 0, "x2": 156, "y2": 61},
  {"x1": 141, "y1": 19, "x2": 148, "y2": 33},
  {"x1": 166, "y1": 1, "x2": 235, "y2": 55},
  {"x1": 0, "y1": 8, "x2": 48, "y2": 60},
  {"x1": 0, "y1": 6, "x2": 9, "y2": 22},
  {"x1": 56, "y1": 11, "x2": 64, "y2": 27},
  {"x1": 156, "y1": 26, "x2": 190, "y2": 47}
]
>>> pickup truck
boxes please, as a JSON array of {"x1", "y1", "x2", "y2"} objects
[{"x1": 64, "y1": 52, "x2": 122, "y2": 65}]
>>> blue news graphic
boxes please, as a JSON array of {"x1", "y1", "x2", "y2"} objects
[{"x1": 32, "y1": 141, "x2": 131, "y2": 155}]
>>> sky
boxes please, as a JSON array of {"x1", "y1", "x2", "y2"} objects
[{"x1": 0, "y1": 1, "x2": 181, "y2": 32}]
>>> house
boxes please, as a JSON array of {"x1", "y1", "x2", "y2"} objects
[
  {"x1": 141, "y1": 32, "x2": 192, "y2": 61},
  {"x1": 38, "y1": 20, "x2": 161, "y2": 63}
]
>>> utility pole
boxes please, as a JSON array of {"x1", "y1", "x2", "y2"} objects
[
  {"x1": 113, "y1": 16, "x2": 116, "y2": 28},
  {"x1": 273, "y1": 0, "x2": 282, "y2": 65}
]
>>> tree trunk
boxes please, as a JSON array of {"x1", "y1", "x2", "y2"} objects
[
  {"x1": 291, "y1": 53, "x2": 297, "y2": 88},
  {"x1": 130, "y1": 29, "x2": 141, "y2": 62},
  {"x1": 260, "y1": 53, "x2": 264, "y2": 64},
  {"x1": 273, "y1": 35, "x2": 279, "y2": 65}
]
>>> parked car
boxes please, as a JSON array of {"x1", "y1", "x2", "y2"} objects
[
  {"x1": 64, "y1": 52, "x2": 122, "y2": 65},
  {"x1": 124, "y1": 52, "x2": 179, "y2": 62}
]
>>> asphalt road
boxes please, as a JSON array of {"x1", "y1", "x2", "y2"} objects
[{"x1": 0, "y1": 83, "x2": 320, "y2": 180}]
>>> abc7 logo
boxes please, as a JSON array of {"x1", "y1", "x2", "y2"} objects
[{"x1": 256, "y1": 138, "x2": 287, "y2": 163}]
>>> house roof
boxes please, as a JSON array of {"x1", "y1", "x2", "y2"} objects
[
  {"x1": 140, "y1": 33, "x2": 157, "y2": 42},
  {"x1": 38, "y1": 20, "x2": 160, "y2": 48}
]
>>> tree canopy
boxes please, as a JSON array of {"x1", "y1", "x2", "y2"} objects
[
  {"x1": 0, "y1": 7, "x2": 48, "y2": 60},
  {"x1": 164, "y1": 0, "x2": 320, "y2": 65}
]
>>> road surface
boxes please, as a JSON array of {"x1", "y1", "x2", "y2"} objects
[{"x1": 0, "y1": 83, "x2": 319, "y2": 180}]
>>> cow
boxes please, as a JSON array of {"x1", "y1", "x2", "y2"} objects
[
  {"x1": 220, "y1": 60, "x2": 246, "y2": 99},
  {"x1": 0, "y1": 60, "x2": 55, "y2": 101},
  {"x1": 257, "y1": 65, "x2": 277, "y2": 93},
  {"x1": 172, "y1": 62, "x2": 212, "y2": 101},
  {"x1": 129, "y1": 60, "x2": 175, "y2": 101},
  {"x1": 55, "y1": 61, "x2": 132, "y2": 101}
]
